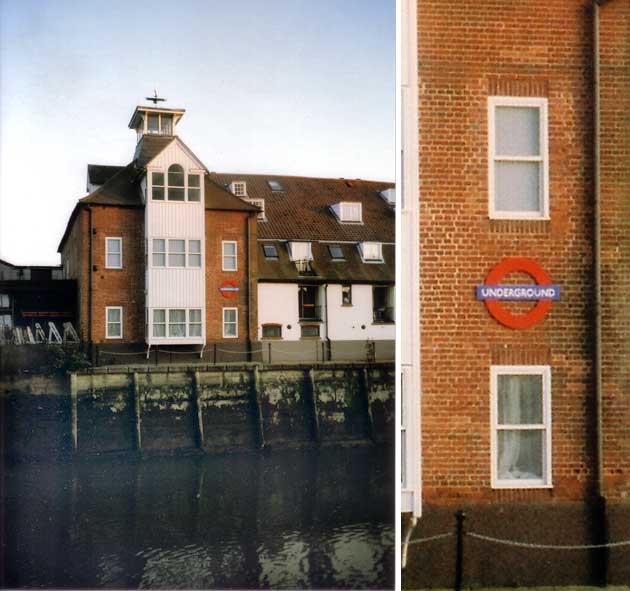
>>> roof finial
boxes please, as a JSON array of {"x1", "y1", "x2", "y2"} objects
[{"x1": 146, "y1": 87, "x2": 166, "y2": 105}]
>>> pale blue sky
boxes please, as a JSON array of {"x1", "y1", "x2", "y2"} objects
[{"x1": 0, "y1": 0, "x2": 394, "y2": 265}]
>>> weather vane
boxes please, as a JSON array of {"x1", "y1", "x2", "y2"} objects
[{"x1": 146, "y1": 87, "x2": 166, "y2": 105}]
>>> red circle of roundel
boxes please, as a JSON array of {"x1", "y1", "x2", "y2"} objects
[
  {"x1": 219, "y1": 280, "x2": 239, "y2": 299},
  {"x1": 484, "y1": 257, "x2": 552, "y2": 330}
]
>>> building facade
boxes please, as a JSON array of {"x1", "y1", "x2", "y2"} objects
[
  {"x1": 58, "y1": 103, "x2": 395, "y2": 364},
  {"x1": 402, "y1": 0, "x2": 630, "y2": 587}
]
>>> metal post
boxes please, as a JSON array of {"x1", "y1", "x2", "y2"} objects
[
  {"x1": 362, "y1": 367, "x2": 375, "y2": 442},
  {"x1": 454, "y1": 510, "x2": 465, "y2": 591},
  {"x1": 268, "y1": 342, "x2": 272, "y2": 364},
  {"x1": 193, "y1": 371, "x2": 204, "y2": 448},
  {"x1": 214, "y1": 344, "x2": 217, "y2": 364},
  {"x1": 307, "y1": 368, "x2": 320, "y2": 444}
]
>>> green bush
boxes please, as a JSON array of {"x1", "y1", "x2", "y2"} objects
[{"x1": 45, "y1": 345, "x2": 91, "y2": 374}]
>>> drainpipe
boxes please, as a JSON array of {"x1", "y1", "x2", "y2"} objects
[
  {"x1": 324, "y1": 283, "x2": 331, "y2": 361},
  {"x1": 87, "y1": 206, "x2": 94, "y2": 360},
  {"x1": 246, "y1": 214, "x2": 253, "y2": 361},
  {"x1": 593, "y1": 0, "x2": 604, "y2": 501}
]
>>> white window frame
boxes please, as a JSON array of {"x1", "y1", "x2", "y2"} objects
[
  {"x1": 231, "y1": 181, "x2": 247, "y2": 197},
  {"x1": 222, "y1": 241, "x2": 238, "y2": 271},
  {"x1": 360, "y1": 241, "x2": 384, "y2": 263},
  {"x1": 150, "y1": 171, "x2": 165, "y2": 201},
  {"x1": 490, "y1": 365, "x2": 552, "y2": 489},
  {"x1": 245, "y1": 198, "x2": 265, "y2": 220},
  {"x1": 289, "y1": 241, "x2": 313, "y2": 262},
  {"x1": 151, "y1": 239, "x2": 202, "y2": 269},
  {"x1": 188, "y1": 309, "x2": 202, "y2": 337},
  {"x1": 105, "y1": 237, "x2": 122, "y2": 269},
  {"x1": 488, "y1": 96, "x2": 549, "y2": 220},
  {"x1": 152, "y1": 309, "x2": 166, "y2": 337},
  {"x1": 223, "y1": 307, "x2": 238, "y2": 339},
  {"x1": 105, "y1": 306, "x2": 123, "y2": 339},
  {"x1": 339, "y1": 202, "x2": 363, "y2": 223}
]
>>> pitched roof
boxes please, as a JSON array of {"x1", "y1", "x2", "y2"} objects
[
  {"x1": 210, "y1": 173, "x2": 395, "y2": 242},
  {"x1": 79, "y1": 163, "x2": 142, "y2": 207},
  {"x1": 133, "y1": 135, "x2": 176, "y2": 168},
  {"x1": 257, "y1": 241, "x2": 394, "y2": 284},
  {"x1": 87, "y1": 164, "x2": 126, "y2": 187}
]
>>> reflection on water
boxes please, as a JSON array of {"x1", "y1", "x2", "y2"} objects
[{"x1": 4, "y1": 447, "x2": 393, "y2": 589}]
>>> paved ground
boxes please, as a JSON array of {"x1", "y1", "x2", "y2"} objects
[{"x1": 410, "y1": 587, "x2": 630, "y2": 591}]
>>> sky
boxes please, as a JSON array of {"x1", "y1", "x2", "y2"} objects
[{"x1": 0, "y1": 0, "x2": 395, "y2": 266}]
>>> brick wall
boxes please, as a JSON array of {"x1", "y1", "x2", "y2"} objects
[
  {"x1": 90, "y1": 206, "x2": 145, "y2": 343},
  {"x1": 205, "y1": 210, "x2": 257, "y2": 342},
  {"x1": 599, "y1": 0, "x2": 630, "y2": 500},
  {"x1": 418, "y1": 0, "x2": 597, "y2": 503}
]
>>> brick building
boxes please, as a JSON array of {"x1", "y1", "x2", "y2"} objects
[
  {"x1": 401, "y1": 0, "x2": 629, "y2": 587},
  {"x1": 58, "y1": 102, "x2": 395, "y2": 364},
  {"x1": 58, "y1": 104, "x2": 260, "y2": 361}
]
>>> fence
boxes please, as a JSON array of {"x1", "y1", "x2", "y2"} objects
[{"x1": 403, "y1": 510, "x2": 630, "y2": 590}]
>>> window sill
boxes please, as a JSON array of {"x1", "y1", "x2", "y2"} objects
[
  {"x1": 489, "y1": 214, "x2": 550, "y2": 221},
  {"x1": 491, "y1": 481, "x2": 552, "y2": 489},
  {"x1": 372, "y1": 321, "x2": 395, "y2": 325},
  {"x1": 300, "y1": 336, "x2": 321, "y2": 340}
]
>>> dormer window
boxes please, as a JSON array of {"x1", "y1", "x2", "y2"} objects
[
  {"x1": 332, "y1": 202, "x2": 362, "y2": 223},
  {"x1": 360, "y1": 242, "x2": 383, "y2": 262},
  {"x1": 263, "y1": 244, "x2": 279, "y2": 259},
  {"x1": 246, "y1": 198, "x2": 265, "y2": 220},
  {"x1": 231, "y1": 181, "x2": 247, "y2": 197},
  {"x1": 289, "y1": 242, "x2": 312, "y2": 262},
  {"x1": 328, "y1": 244, "x2": 345, "y2": 260}
]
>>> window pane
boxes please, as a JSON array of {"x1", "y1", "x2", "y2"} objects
[
  {"x1": 263, "y1": 244, "x2": 278, "y2": 258},
  {"x1": 107, "y1": 323, "x2": 121, "y2": 337},
  {"x1": 107, "y1": 239, "x2": 121, "y2": 254},
  {"x1": 188, "y1": 174, "x2": 200, "y2": 188},
  {"x1": 169, "y1": 240, "x2": 185, "y2": 253},
  {"x1": 329, "y1": 245, "x2": 344, "y2": 259},
  {"x1": 223, "y1": 242, "x2": 236, "y2": 256},
  {"x1": 301, "y1": 325, "x2": 320, "y2": 337},
  {"x1": 497, "y1": 430, "x2": 544, "y2": 480},
  {"x1": 495, "y1": 161, "x2": 540, "y2": 212},
  {"x1": 168, "y1": 165, "x2": 184, "y2": 186},
  {"x1": 153, "y1": 323, "x2": 165, "y2": 337},
  {"x1": 160, "y1": 115, "x2": 172, "y2": 135},
  {"x1": 189, "y1": 240, "x2": 201, "y2": 254},
  {"x1": 262, "y1": 325, "x2": 281, "y2": 338},
  {"x1": 168, "y1": 187, "x2": 185, "y2": 201},
  {"x1": 188, "y1": 188, "x2": 200, "y2": 202},
  {"x1": 189, "y1": 309, "x2": 201, "y2": 323},
  {"x1": 498, "y1": 374, "x2": 543, "y2": 424},
  {"x1": 496, "y1": 107, "x2": 540, "y2": 156},
  {"x1": 153, "y1": 239, "x2": 165, "y2": 252},
  {"x1": 153, "y1": 173, "x2": 164, "y2": 186},
  {"x1": 169, "y1": 254, "x2": 185, "y2": 267},
  {"x1": 154, "y1": 310, "x2": 165, "y2": 323},
  {"x1": 148, "y1": 114, "x2": 159, "y2": 132},
  {"x1": 107, "y1": 308, "x2": 121, "y2": 322},
  {"x1": 188, "y1": 254, "x2": 201, "y2": 267},
  {"x1": 107, "y1": 253, "x2": 121, "y2": 268},
  {"x1": 224, "y1": 309, "x2": 236, "y2": 323},
  {"x1": 153, "y1": 253, "x2": 165, "y2": 267},
  {"x1": 169, "y1": 324, "x2": 186, "y2": 337},
  {"x1": 189, "y1": 323, "x2": 201, "y2": 337},
  {"x1": 152, "y1": 187, "x2": 164, "y2": 200},
  {"x1": 169, "y1": 310, "x2": 185, "y2": 323}
]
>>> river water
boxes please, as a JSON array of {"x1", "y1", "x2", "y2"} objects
[{"x1": 4, "y1": 446, "x2": 393, "y2": 589}]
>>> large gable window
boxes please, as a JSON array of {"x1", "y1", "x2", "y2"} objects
[
  {"x1": 488, "y1": 97, "x2": 549, "y2": 219},
  {"x1": 151, "y1": 172, "x2": 164, "y2": 200},
  {"x1": 168, "y1": 164, "x2": 185, "y2": 201},
  {"x1": 289, "y1": 242, "x2": 312, "y2": 262},
  {"x1": 188, "y1": 174, "x2": 201, "y2": 202}
]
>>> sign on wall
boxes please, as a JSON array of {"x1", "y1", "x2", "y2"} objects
[
  {"x1": 219, "y1": 280, "x2": 240, "y2": 299},
  {"x1": 476, "y1": 257, "x2": 560, "y2": 329}
]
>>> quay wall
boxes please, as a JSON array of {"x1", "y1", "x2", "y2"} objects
[{"x1": 1, "y1": 362, "x2": 394, "y2": 461}]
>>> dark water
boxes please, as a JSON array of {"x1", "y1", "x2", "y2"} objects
[{"x1": 3, "y1": 447, "x2": 393, "y2": 589}]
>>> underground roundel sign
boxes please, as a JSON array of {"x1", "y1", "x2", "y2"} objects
[
  {"x1": 476, "y1": 258, "x2": 560, "y2": 329},
  {"x1": 219, "y1": 280, "x2": 240, "y2": 299}
]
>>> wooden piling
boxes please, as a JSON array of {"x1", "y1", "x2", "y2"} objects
[
  {"x1": 362, "y1": 367, "x2": 376, "y2": 442},
  {"x1": 132, "y1": 373, "x2": 142, "y2": 450},
  {"x1": 193, "y1": 371, "x2": 205, "y2": 448},
  {"x1": 252, "y1": 366, "x2": 266, "y2": 448},
  {"x1": 308, "y1": 368, "x2": 321, "y2": 444},
  {"x1": 70, "y1": 373, "x2": 78, "y2": 452}
]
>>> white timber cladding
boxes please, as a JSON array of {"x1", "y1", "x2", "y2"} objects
[{"x1": 144, "y1": 139, "x2": 206, "y2": 344}]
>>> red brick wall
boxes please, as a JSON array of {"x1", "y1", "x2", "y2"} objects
[
  {"x1": 205, "y1": 210, "x2": 257, "y2": 342},
  {"x1": 90, "y1": 206, "x2": 145, "y2": 343},
  {"x1": 599, "y1": 0, "x2": 630, "y2": 500},
  {"x1": 61, "y1": 208, "x2": 89, "y2": 341},
  {"x1": 418, "y1": 0, "x2": 597, "y2": 503}
]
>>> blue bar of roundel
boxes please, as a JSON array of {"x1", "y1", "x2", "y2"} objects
[{"x1": 475, "y1": 284, "x2": 561, "y2": 301}]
